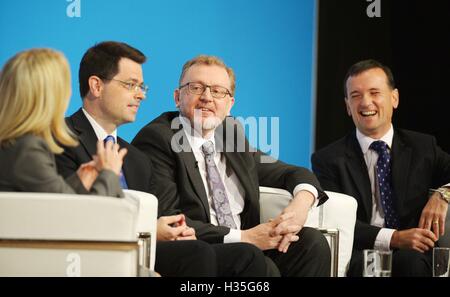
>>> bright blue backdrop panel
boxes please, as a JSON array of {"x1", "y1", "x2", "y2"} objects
[{"x1": 0, "y1": 0, "x2": 316, "y2": 167}]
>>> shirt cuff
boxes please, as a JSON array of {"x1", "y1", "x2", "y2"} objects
[
  {"x1": 293, "y1": 183, "x2": 319, "y2": 207},
  {"x1": 223, "y1": 229, "x2": 241, "y2": 243},
  {"x1": 374, "y1": 228, "x2": 396, "y2": 251}
]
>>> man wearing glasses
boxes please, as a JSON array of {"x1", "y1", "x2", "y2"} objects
[
  {"x1": 56, "y1": 41, "x2": 150, "y2": 193},
  {"x1": 55, "y1": 42, "x2": 273, "y2": 277},
  {"x1": 132, "y1": 55, "x2": 331, "y2": 276}
]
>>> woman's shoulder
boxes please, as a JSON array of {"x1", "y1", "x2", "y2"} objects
[
  {"x1": 7, "y1": 134, "x2": 50, "y2": 156},
  {"x1": 0, "y1": 134, "x2": 51, "y2": 179},
  {"x1": 16, "y1": 134, "x2": 47, "y2": 146}
]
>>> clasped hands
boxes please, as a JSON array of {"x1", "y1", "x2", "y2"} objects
[
  {"x1": 243, "y1": 191, "x2": 314, "y2": 253},
  {"x1": 157, "y1": 214, "x2": 196, "y2": 241}
]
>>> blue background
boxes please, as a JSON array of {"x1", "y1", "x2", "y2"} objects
[{"x1": 0, "y1": 0, "x2": 317, "y2": 167}]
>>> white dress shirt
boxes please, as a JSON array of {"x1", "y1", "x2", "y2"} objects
[
  {"x1": 82, "y1": 108, "x2": 117, "y2": 142},
  {"x1": 180, "y1": 117, "x2": 318, "y2": 243}
]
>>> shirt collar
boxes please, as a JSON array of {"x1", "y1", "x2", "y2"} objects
[
  {"x1": 356, "y1": 125, "x2": 394, "y2": 154},
  {"x1": 82, "y1": 108, "x2": 117, "y2": 142},
  {"x1": 180, "y1": 116, "x2": 216, "y2": 154}
]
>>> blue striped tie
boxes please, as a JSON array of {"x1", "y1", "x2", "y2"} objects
[
  {"x1": 104, "y1": 135, "x2": 128, "y2": 189},
  {"x1": 369, "y1": 140, "x2": 399, "y2": 229}
]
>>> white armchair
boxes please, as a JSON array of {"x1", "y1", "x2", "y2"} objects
[
  {"x1": 259, "y1": 187, "x2": 357, "y2": 277},
  {"x1": 0, "y1": 190, "x2": 157, "y2": 276}
]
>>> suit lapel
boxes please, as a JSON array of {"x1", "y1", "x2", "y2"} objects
[
  {"x1": 70, "y1": 109, "x2": 98, "y2": 158},
  {"x1": 182, "y1": 150, "x2": 211, "y2": 217},
  {"x1": 391, "y1": 131, "x2": 412, "y2": 214},
  {"x1": 171, "y1": 118, "x2": 211, "y2": 218},
  {"x1": 223, "y1": 151, "x2": 256, "y2": 206},
  {"x1": 345, "y1": 133, "x2": 373, "y2": 220},
  {"x1": 117, "y1": 138, "x2": 137, "y2": 190},
  {"x1": 217, "y1": 119, "x2": 257, "y2": 208},
  {"x1": 71, "y1": 109, "x2": 151, "y2": 191}
]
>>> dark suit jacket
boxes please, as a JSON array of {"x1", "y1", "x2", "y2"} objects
[
  {"x1": 132, "y1": 111, "x2": 328, "y2": 243},
  {"x1": 311, "y1": 129, "x2": 450, "y2": 250},
  {"x1": 0, "y1": 134, "x2": 122, "y2": 197},
  {"x1": 55, "y1": 109, "x2": 154, "y2": 194}
]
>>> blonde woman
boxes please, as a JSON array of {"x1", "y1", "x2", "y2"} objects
[{"x1": 0, "y1": 48, "x2": 126, "y2": 196}]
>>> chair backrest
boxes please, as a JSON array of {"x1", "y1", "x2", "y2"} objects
[
  {"x1": 259, "y1": 186, "x2": 357, "y2": 277},
  {"x1": 0, "y1": 191, "x2": 157, "y2": 276}
]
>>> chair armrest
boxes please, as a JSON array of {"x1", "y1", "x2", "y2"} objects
[
  {"x1": 123, "y1": 189, "x2": 158, "y2": 270},
  {"x1": 0, "y1": 191, "x2": 158, "y2": 276},
  {"x1": 0, "y1": 192, "x2": 150, "y2": 241},
  {"x1": 318, "y1": 228, "x2": 339, "y2": 277}
]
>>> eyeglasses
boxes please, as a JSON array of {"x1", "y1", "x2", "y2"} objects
[
  {"x1": 106, "y1": 78, "x2": 149, "y2": 96},
  {"x1": 179, "y1": 82, "x2": 232, "y2": 99}
]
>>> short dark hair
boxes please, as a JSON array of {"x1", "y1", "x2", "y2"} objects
[
  {"x1": 343, "y1": 59, "x2": 395, "y2": 97},
  {"x1": 79, "y1": 41, "x2": 146, "y2": 98}
]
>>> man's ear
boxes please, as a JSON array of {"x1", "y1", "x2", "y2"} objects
[
  {"x1": 392, "y1": 88, "x2": 399, "y2": 109},
  {"x1": 174, "y1": 89, "x2": 180, "y2": 108},
  {"x1": 88, "y1": 76, "x2": 103, "y2": 98},
  {"x1": 344, "y1": 97, "x2": 352, "y2": 116},
  {"x1": 227, "y1": 96, "x2": 235, "y2": 116}
]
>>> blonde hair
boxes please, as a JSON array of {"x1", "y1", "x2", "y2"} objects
[
  {"x1": 179, "y1": 55, "x2": 236, "y2": 96},
  {"x1": 0, "y1": 48, "x2": 77, "y2": 153}
]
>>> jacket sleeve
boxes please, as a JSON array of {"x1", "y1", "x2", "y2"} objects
[
  {"x1": 14, "y1": 137, "x2": 123, "y2": 198},
  {"x1": 311, "y1": 150, "x2": 381, "y2": 250}
]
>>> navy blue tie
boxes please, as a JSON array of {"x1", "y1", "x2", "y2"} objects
[
  {"x1": 369, "y1": 140, "x2": 399, "y2": 229},
  {"x1": 104, "y1": 135, "x2": 128, "y2": 189}
]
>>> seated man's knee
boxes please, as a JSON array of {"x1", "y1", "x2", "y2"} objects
[
  {"x1": 155, "y1": 240, "x2": 217, "y2": 277},
  {"x1": 237, "y1": 242, "x2": 260, "y2": 253},
  {"x1": 299, "y1": 227, "x2": 331, "y2": 257},
  {"x1": 217, "y1": 242, "x2": 276, "y2": 277},
  {"x1": 183, "y1": 240, "x2": 217, "y2": 272},
  {"x1": 393, "y1": 249, "x2": 431, "y2": 277},
  {"x1": 188, "y1": 240, "x2": 216, "y2": 258},
  {"x1": 238, "y1": 243, "x2": 279, "y2": 275},
  {"x1": 227, "y1": 242, "x2": 266, "y2": 265}
]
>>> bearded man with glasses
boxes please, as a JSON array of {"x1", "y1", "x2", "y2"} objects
[{"x1": 132, "y1": 55, "x2": 331, "y2": 277}]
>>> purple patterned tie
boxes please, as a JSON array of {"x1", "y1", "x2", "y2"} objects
[
  {"x1": 201, "y1": 140, "x2": 237, "y2": 229},
  {"x1": 369, "y1": 140, "x2": 399, "y2": 229}
]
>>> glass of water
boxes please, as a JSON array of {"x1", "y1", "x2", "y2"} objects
[
  {"x1": 374, "y1": 251, "x2": 392, "y2": 277},
  {"x1": 363, "y1": 249, "x2": 392, "y2": 277},
  {"x1": 433, "y1": 247, "x2": 450, "y2": 277}
]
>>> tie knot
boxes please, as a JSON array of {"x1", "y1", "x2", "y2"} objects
[
  {"x1": 201, "y1": 140, "x2": 215, "y2": 156},
  {"x1": 369, "y1": 140, "x2": 389, "y2": 155},
  {"x1": 104, "y1": 135, "x2": 115, "y2": 145}
]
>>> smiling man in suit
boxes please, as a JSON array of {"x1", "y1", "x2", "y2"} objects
[
  {"x1": 132, "y1": 55, "x2": 331, "y2": 277},
  {"x1": 312, "y1": 59, "x2": 450, "y2": 276}
]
